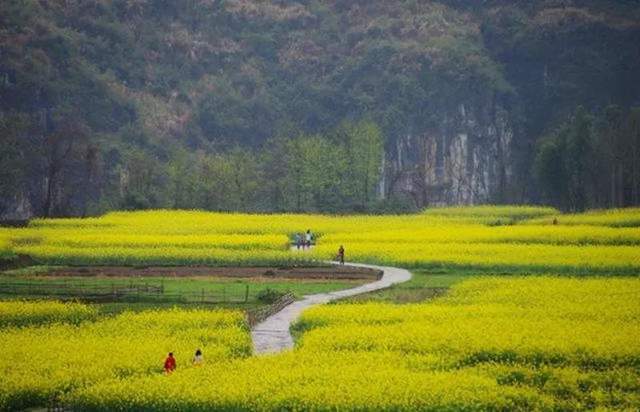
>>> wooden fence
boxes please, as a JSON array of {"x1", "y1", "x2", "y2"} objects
[
  {"x1": 246, "y1": 292, "x2": 296, "y2": 327},
  {"x1": 0, "y1": 280, "x2": 252, "y2": 304}
]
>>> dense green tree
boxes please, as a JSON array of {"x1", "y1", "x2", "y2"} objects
[
  {"x1": 297, "y1": 135, "x2": 346, "y2": 211},
  {"x1": 1, "y1": 0, "x2": 640, "y2": 217},
  {"x1": 535, "y1": 105, "x2": 640, "y2": 211},
  {"x1": 563, "y1": 107, "x2": 593, "y2": 212},
  {"x1": 339, "y1": 121, "x2": 384, "y2": 209},
  {"x1": 599, "y1": 105, "x2": 625, "y2": 207},
  {"x1": 167, "y1": 148, "x2": 197, "y2": 209},
  {"x1": 195, "y1": 153, "x2": 235, "y2": 211},
  {"x1": 258, "y1": 136, "x2": 292, "y2": 212},
  {"x1": 533, "y1": 134, "x2": 566, "y2": 207},
  {"x1": 627, "y1": 108, "x2": 640, "y2": 205},
  {"x1": 121, "y1": 149, "x2": 168, "y2": 210},
  {"x1": 0, "y1": 113, "x2": 30, "y2": 216}
]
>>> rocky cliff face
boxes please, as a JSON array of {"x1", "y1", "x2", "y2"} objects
[
  {"x1": 0, "y1": 192, "x2": 35, "y2": 221},
  {"x1": 385, "y1": 96, "x2": 514, "y2": 207},
  {"x1": 2, "y1": 1, "x2": 637, "y2": 217}
]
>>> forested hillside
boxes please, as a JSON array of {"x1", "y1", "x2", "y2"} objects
[{"x1": 1, "y1": 0, "x2": 640, "y2": 217}]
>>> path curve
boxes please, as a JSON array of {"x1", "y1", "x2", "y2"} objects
[{"x1": 251, "y1": 262, "x2": 412, "y2": 354}]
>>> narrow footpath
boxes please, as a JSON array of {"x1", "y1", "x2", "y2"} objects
[{"x1": 251, "y1": 262, "x2": 412, "y2": 354}]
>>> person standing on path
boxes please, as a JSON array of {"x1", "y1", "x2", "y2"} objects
[
  {"x1": 294, "y1": 233, "x2": 302, "y2": 250},
  {"x1": 305, "y1": 229, "x2": 313, "y2": 249},
  {"x1": 337, "y1": 245, "x2": 345, "y2": 265},
  {"x1": 164, "y1": 352, "x2": 176, "y2": 374}
]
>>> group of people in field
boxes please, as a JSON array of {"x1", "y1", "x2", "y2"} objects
[
  {"x1": 294, "y1": 229, "x2": 314, "y2": 250},
  {"x1": 293, "y1": 228, "x2": 345, "y2": 265},
  {"x1": 163, "y1": 349, "x2": 203, "y2": 374},
  {"x1": 163, "y1": 233, "x2": 347, "y2": 375}
]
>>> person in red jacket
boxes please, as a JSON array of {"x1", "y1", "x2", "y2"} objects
[{"x1": 164, "y1": 352, "x2": 176, "y2": 374}]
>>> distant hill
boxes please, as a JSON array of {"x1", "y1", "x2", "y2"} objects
[{"x1": 1, "y1": 0, "x2": 639, "y2": 217}]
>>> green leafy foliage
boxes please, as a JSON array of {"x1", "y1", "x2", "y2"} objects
[
  {"x1": 534, "y1": 105, "x2": 640, "y2": 211},
  {"x1": 1, "y1": 0, "x2": 639, "y2": 215}
]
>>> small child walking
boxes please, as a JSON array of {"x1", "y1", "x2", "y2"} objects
[
  {"x1": 164, "y1": 352, "x2": 177, "y2": 374},
  {"x1": 192, "y1": 349, "x2": 204, "y2": 366}
]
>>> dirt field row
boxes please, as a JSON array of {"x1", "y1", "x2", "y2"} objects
[{"x1": 37, "y1": 265, "x2": 383, "y2": 280}]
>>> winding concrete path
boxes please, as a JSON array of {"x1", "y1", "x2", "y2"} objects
[{"x1": 251, "y1": 262, "x2": 412, "y2": 354}]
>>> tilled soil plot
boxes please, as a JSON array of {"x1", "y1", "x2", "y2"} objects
[{"x1": 43, "y1": 265, "x2": 383, "y2": 280}]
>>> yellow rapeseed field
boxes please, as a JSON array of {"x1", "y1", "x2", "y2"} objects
[
  {"x1": 0, "y1": 232, "x2": 14, "y2": 260},
  {"x1": 1, "y1": 206, "x2": 639, "y2": 410},
  {"x1": 423, "y1": 205, "x2": 557, "y2": 220},
  {"x1": 297, "y1": 277, "x2": 640, "y2": 366},
  {"x1": 524, "y1": 207, "x2": 640, "y2": 227},
  {"x1": 0, "y1": 300, "x2": 97, "y2": 328},
  {"x1": 56, "y1": 277, "x2": 640, "y2": 411},
  {"x1": 0, "y1": 206, "x2": 639, "y2": 272},
  {"x1": 312, "y1": 241, "x2": 640, "y2": 272},
  {"x1": 321, "y1": 225, "x2": 640, "y2": 245},
  {"x1": 0, "y1": 306, "x2": 250, "y2": 410}
]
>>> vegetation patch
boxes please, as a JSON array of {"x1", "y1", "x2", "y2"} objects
[{"x1": 0, "y1": 206, "x2": 639, "y2": 410}]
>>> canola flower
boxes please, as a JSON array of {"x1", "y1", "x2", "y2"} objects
[
  {"x1": 0, "y1": 232, "x2": 14, "y2": 260},
  {"x1": 44, "y1": 233, "x2": 289, "y2": 250},
  {"x1": 0, "y1": 300, "x2": 97, "y2": 328},
  {"x1": 0, "y1": 306, "x2": 251, "y2": 410},
  {"x1": 0, "y1": 207, "x2": 639, "y2": 270},
  {"x1": 58, "y1": 276, "x2": 640, "y2": 411},
  {"x1": 312, "y1": 241, "x2": 640, "y2": 273},
  {"x1": 322, "y1": 224, "x2": 640, "y2": 245},
  {"x1": 423, "y1": 205, "x2": 557, "y2": 219},
  {"x1": 8, "y1": 229, "x2": 289, "y2": 250},
  {"x1": 0, "y1": 206, "x2": 639, "y2": 409},
  {"x1": 524, "y1": 207, "x2": 640, "y2": 227},
  {"x1": 13, "y1": 245, "x2": 306, "y2": 266},
  {"x1": 297, "y1": 277, "x2": 640, "y2": 365},
  {"x1": 65, "y1": 352, "x2": 551, "y2": 411}
]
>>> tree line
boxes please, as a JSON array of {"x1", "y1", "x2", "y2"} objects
[
  {"x1": 0, "y1": 119, "x2": 392, "y2": 217},
  {"x1": 119, "y1": 120, "x2": 390, "y2": 214},
  {"x1": 2, "y1": 1, "x2": 640, "y2": 217},
  {"x1": 534, "y1": 105, "x2": 640, "y2": 211}
]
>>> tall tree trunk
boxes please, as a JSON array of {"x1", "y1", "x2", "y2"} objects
[
  {"x1": 632, "y1": 159, "x2": 639, "y2": 205},
  {"x1": 617, "y1": 165, "x2": 624, "y2": 207},
  {"x1": 610, "y1": 169, "x2": 616, "y2": 208},
  {"x1": 363, "y1": 169, "x2": 369, "y2": 207},
  {"x1": 43, "y1": 175, "x2": 54, "y2": 217},
  {"x1": 633, "y1": 140, "x2": 639, "y2": 205}
]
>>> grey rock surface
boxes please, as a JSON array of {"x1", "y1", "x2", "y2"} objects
[{"x1": 384, "y1": 100, "x2": 514, "y2": 206}]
